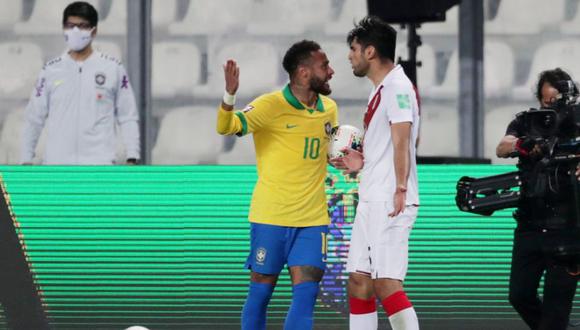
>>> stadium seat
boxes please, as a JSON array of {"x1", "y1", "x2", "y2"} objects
[
  {"x1": 561, "y1": 5, "x2": 580, "y2": 35},
  {"x1": 424, "y1": 41, "x2": 515, "y2": 99},
  {"x1": 217, "y1": 135, "x2": 256, "y2": 165},
  {"x1": 417, "y1": 104, "x2": 459, "y2": 156},
  {"x1": 14, "y1": 0, "x2": 100, "y2": 35},
  {"x1": 168, "y1": 0, "x2": 251, "y2": 35},
  {"x1": 0, "y1": 0, "x2": 22, "y2": 28},
  {"x1": 93, "y1": 41, "x2": 123, "y2": 61},
  {"x1": 337, "y1": 106, "x2": 365, "y2": 128},
  {"x1": 322, "y1": 42, "x2": 373, "y2": 100},
  {"x1": 421, "y1": 5, "x2": 458, "y2": 35},
  {"x1": 395, "y1": 43, "x2": 437, "y2": 92},
  {"x1": 512, "y1": 40, "x2": 580, "y2": 101},
  {"x1": 484, "y1": 105, "x2": 524, "y2": 165},
  {"x1": 201, "y1": 41, "x2": 280, "y2": 99},
  {"x1": 0, "y1": 42, "x2": 43, "y2": 99},
  {"x1": 152, "y1": 42, "x2": 201, "y2": 98},
  {"x1": 152, "y1": 107, "x2": 222, "y2": 164},
  {"x1": 486, "y1": 0, "x2": 565, "y2": 35},
  {"x1": 0, "y1": 108, "x2": 46, "y2": 165},
  {"x1": 98, "y1": 0, "x2": 178, "y2": 34},
  {"x1": 246, "y1": 0, "x2": 331, "y2": 35},
  {"x1": 324, "y1": 0, "x2": 368, "y2": 36}
]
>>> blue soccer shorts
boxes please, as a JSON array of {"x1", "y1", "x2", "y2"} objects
[{"x1": 244, "y1": 223, "x2": 329, "y2": 275}]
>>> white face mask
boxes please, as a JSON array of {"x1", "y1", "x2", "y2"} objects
[{"x1": 64, "y1": 27, "x2": 94, "y2": 52}]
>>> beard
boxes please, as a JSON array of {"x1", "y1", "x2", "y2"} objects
[
  {"x1": 310, "y1": 75, "x2": 331, "y2": 96},
  {"x1": 352, "y1": 61, "x2": 369, "y2": 77}
]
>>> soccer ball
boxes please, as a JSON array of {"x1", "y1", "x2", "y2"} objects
[
  {"x1": 125, "y1": 327, "x2": 150, "y2": 330},
  {"x1": 328, "y1": 125, "x2": 362, "y2": 159}
]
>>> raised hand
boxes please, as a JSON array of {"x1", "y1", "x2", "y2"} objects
[{"x1": 223, "y1": 59, "x2": 240, "y2": 95}]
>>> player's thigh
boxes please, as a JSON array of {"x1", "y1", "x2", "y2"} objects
[
  {"x1": 346, "y1": 202, "x2": 372, "y2": 274},
  {"x1": 245, "y1": 223, "x2": 288, "y2": 276},
  {"x1": 372, "y1": 205, "x2": 417, "y2": 281},
  {"x1": 287, "y1": 225, "x2": 328, "y2": 284}
]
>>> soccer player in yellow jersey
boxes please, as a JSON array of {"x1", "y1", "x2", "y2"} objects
[{"x1": 216, "y1": 40, "x2": 337, "y2": 330}]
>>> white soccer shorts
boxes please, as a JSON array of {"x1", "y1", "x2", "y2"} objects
[{"x1": 346, "y1": 202, "x2": 417, "y2": 280}]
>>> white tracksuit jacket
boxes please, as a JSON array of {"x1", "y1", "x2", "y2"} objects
[{"x1": 21, "y1": 51, "x2": 140, "y2": 164}]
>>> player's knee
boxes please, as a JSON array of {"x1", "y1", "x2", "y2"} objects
[
  {"x1": 374, "y1": 278, "x2": 403, "y2": 300},
  {"x1": 250, "y1": 272, "x2": 278, "y2": 285},
  {"x1": 290, "y1": 266, "x2": 324, "y2": 285},
  {"x1": 348, "y1": 273, "x2": 373, "y2": 298}
]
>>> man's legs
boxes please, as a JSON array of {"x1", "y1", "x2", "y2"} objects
[
  {"x1": 242, "y1": 223, "x2": 288, "y2": 330},
  {"x1": 284, "y1": 225, "x2": 328, "y2": 330},
  {"x1": 348, "y1": 272, "x2": 378, "y2": 330},
  {"x1": 241, "y1": 272, "x2": 278, "y2": 330},
  {"x1": 508, "y1": 230, "x2": 544, "y2": 329},
  {"x1": 346, "y1": 202, "x2": 378, "y2": 329},
  {"x1": 284, "y1": 266, "x2": 324, "y2": 330},
  {"x1": 375, "y1": 279, "x2": 418, "y2": 330},
  {"x1": 539, "y1": 265, "x2": 578, "y2": 330}
]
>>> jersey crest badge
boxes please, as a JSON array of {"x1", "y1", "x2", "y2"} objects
[
  {"x1": 95, "y1": 73, "x2": 106, "y2": 86},
  {"x1": 324, "y1": 122, "x2": 332, "y2": 137},
  {"x1": 256, "y1": 247, "x2": 267, "y2": 265}
]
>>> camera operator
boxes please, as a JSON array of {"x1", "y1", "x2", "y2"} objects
[{"x1": 496, "y1": 68, "x2": 579, "y2": 330}]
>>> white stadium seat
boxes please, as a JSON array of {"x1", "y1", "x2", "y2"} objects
[
  {"x1": 0, "y1": 0, "x2": 23, "y2": 28},
  {"x1": 201, "y1": 41, "x2": 280, "y2": 99},
  {"x1": 337, "y1": 106, "x2": 365, "y2": 128},
  {"x1": 152, "y1": 107, "x2": 222, "y2": 164},
  {"x1": 486, "y1": 0, "x2": 565, "y2": 35},
  {"x1": 484, "y1": 105, "x2": 525, "y2": 165},
  {"x1": 0, "y1": 42, "x2": 43, "y2": 99},
  {"x1": 512, "y1": 40, "x2": 580, "y2": 101},
  {"x1": 247, "y1": 0, "x2": 331, "y2": 35},
  {"x1": 417, "y1": 104, "x2": 459, "y2": 156},
  {"x1": 217, "y1": 135, "x2": 256, "y2": 165},
  {"x1": 169, "y1": 0, "x2": 251, "y2": 35},
  {"x1": 98, "y1": 0, "x2": 178, "y2": 34},
  {"x1": 14, "y1": 0, "x2": 99, "y2": 35},
  {"x1": 322, "y1": 42, "x2": 373, "y2": 100},
  {"x1": 424, "y1": 41, "x2": 515, "y2": 99},
  {"x1": 152, "y1": 42, "x2": 201, "y2": 98},
  {"x1": 0, "y1": 108, "x2": 46, "y2": 165},
  {"x1": 395, "y1": 43, "x2": 437, "y2": 92},
  {"x1": 325, "y1": 0, "x2": 368, "y2": 36}
]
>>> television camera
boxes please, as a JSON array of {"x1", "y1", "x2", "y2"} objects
[{"x1": 455, "y1": 80, "x2": 580, "y2": 271}]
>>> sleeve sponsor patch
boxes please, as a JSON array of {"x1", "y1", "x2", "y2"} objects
[{"x1": 396, "y1": 94, "x2": 411, "y2": 110}]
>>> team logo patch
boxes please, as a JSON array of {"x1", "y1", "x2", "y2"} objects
[
  {"x1": 242, "y1": 105, "x2": 254, "y2": 113},
  {"x1": 396, "y1": 94, "x2": 411, "y2": 110},
  {"x1": 256, "y1": 247, "x2": 267, "y2": 265},
  {"x1": 95, "y1": 73, "x2": 106, "y2": 86},
  {"x1": 324, "y1": 122, "x2": 332, "y2": 137}
]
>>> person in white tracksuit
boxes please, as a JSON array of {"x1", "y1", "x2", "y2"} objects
[{"x1": 21, "y1": 1, "x2": 140, "y2": 165}]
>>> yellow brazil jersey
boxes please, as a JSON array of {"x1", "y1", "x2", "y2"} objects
[{"x1": 216, "y1": 84, "x2": 338, "y2": 227}]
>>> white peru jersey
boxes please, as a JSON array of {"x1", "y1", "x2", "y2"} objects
[
  {"x1": 21, "y1": 51, "x2": 140, "y2": 164},
  {"x1": 359, "y1": 65, "x2": 420, "y2": 205}
]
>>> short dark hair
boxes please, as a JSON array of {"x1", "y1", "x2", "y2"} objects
[
  {"x1": 63, "y1": 2, "x2": 99, "y2": 27},
  {"x1": 282, "y1": 40, "x2": 321, "y2": 77},
  {"x1": 535, "y1": 67, "x2": 578, "y2": 103},
  {"x1": 347, "y1": 16, "x2": 397, "y2": 62}
]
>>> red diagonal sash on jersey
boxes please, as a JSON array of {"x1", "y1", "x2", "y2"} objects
[{"x1": 363, "y1": 85, "x2": 384, "y2": 130}]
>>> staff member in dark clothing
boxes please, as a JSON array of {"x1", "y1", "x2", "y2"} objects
[{"x1": 496, "y1": 67, "x2": 579, "y2": 330}]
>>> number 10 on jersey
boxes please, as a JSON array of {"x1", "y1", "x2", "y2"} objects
[{"x1": 303, "y1": 137, "x2": 320, "y2": 160}]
